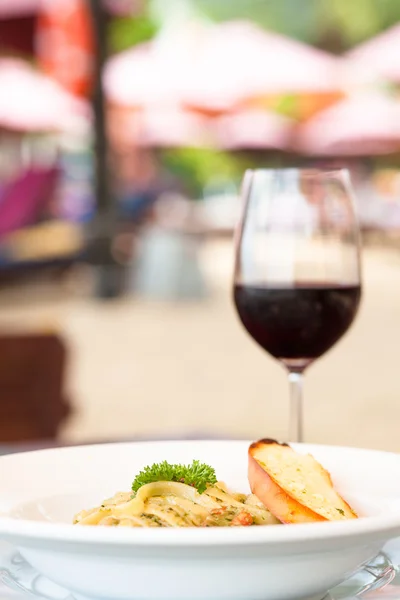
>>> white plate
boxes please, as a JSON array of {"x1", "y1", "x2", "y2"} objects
[
  {"x1": 0, "y1": 441, "x2": 400, "y2": 600},
  {"x1": 0, "y1": 542, "x2": 396, "y2": 600}
]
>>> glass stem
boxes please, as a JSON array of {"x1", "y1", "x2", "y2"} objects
[{"x1": 288, "y1": 371, "x2": 304, "y2": 443}]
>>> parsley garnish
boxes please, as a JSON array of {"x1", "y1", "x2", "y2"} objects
[
  {"x1": 336, "y1": 508, "x2": 345, "y2": 516},
  {"x1": 132, "y1": 460, "x2": 217, "y2": 494}
]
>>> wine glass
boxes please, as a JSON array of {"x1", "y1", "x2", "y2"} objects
[{"x1": 233, "y1": 168, "x2": 362, "y2": 442}]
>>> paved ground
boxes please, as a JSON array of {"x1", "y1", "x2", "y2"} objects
[{"x1": 0, "y1": 241, "x2": 399, "y2": 452}]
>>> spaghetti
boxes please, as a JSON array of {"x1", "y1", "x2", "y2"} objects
[{"x1": 74, "y1": 481, "x2": 279, "y2": 528}]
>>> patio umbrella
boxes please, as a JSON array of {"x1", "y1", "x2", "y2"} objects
[
  {"x1": 346, "y1": 24, "x2": 400, "y2": 84},
  {"x1": 106, "y1": 105, "x2": 211, "y2": 148},
  {"x1": 296, "y1": 93, "x2": 400, "y2": 156},
  {"x1": 181, "y1": 20, "x2": 343, "y2": 114},
  {"x1": 0, "y1": 58, "x2": 89, "y2": 134},
  {"x1": 104, "y1": 19, "x2": 343, "y2": 115},
  {"x1": 213, "y1": 109, "x2": 293, "y2": 150},
  {"x1": 109, "y1": 105, "x2": 293, "y2": 150},
  {"x1": 131, "y1": 107, "x2": 212, "y2": 148},
  {"x1": 104, "y1": 42, "x2": 184, "y2": 109}
]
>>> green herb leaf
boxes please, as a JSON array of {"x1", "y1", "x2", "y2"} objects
[{"x1": 132, "y1": 460, "x2": 217, "y2": 494}]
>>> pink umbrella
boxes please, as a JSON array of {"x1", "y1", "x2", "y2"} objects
[
  {"x1": 114, "y1": 106, "x2": 293, "y2": 150},
  {"x1": 296, "y1": 93, "x2": 400, "y2": 156},
  {"x1": 104, "y1": 42, "x2": 184, "y2": 109},
  {"x1": 0, "y1": 58, "x2": 90, "y2": 133},
  {"x1": 105, "y1": 20, "x2": 342, "y2": 113},
  {"x1": 130, "y1": 107, "x2": 212, "y2": 148},
  {"x1": 346, "y1": 24, "x2": 400, "y2": 83},
  {"x1": 182, "y1": 21, "x2": 342, "y2": 113},
  {"x1": 214, "y1": 109, "x2": 293, "y2": 150}
]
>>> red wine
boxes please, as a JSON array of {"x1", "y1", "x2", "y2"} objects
[{"x1": 234, "y1": 283, "x2": 361, "y2": 368}]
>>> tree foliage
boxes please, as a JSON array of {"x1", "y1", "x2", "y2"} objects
[
  {"x1": 110, "y1": 0, "x2": 400, "y2": 53},
  {"x1": 109, "y1": 11, "x2": 159, "y2": 53},
  {"x1": 318, "y1": 0, "x2": 400, "y2": 48},
  {"x1": 181, "y1": 0, "x2": 400, "y2": 50}
]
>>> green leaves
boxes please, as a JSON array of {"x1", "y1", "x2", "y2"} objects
[
  {"x1": 108, "y1": 14, "x2": 159, "y2": 54},
  {"x1": 132, "y1": 460, "x2": 217, "y2": 494}
]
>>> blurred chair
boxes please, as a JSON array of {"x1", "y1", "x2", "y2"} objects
[
  {"x1": 0, "y1": 332, "x2": 71, "y2": 442},
  {"x1": 0, "y1": 166, "x2": 59, "y2": 237}
]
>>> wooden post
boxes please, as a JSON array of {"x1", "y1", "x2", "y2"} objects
[
  {"x1": 88, "y1": 0, "x2": 110, "y2": 216},
  {"x1": 86, "y1": 1, "x2": 124, "y2": 298}
]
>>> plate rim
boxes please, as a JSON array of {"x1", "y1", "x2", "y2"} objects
[{"x1": 1, "y1": 440, "x2": 400, "y2": 548}]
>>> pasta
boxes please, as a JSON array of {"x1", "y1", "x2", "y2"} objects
[{"x1": 73, "y1": 481, "x2": 279, "y2": 528}]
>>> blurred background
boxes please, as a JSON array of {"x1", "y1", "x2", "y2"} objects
[{"x1": 0, "y1": 0, "x2": 400, "y2": 452}]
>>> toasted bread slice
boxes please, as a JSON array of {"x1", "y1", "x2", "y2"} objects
[{"x1": 248, "y1": 439, "x2": 357, "y2": 524}]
